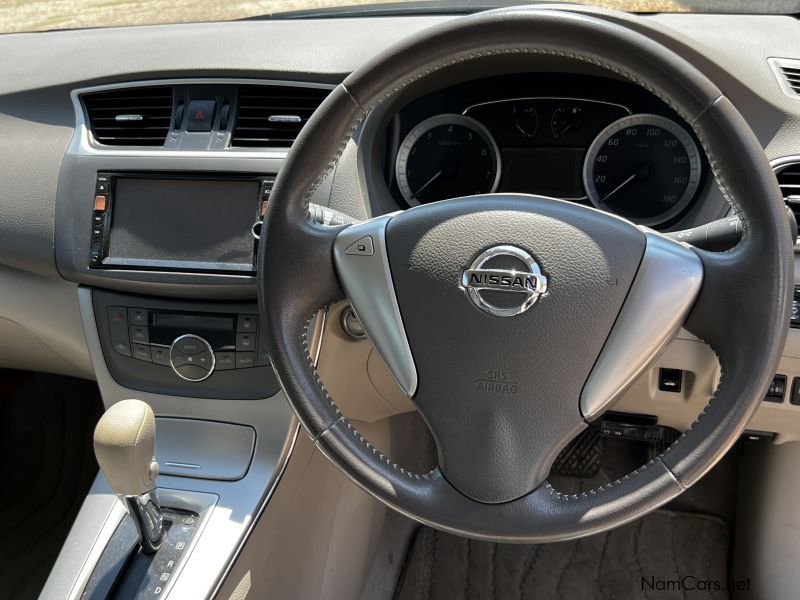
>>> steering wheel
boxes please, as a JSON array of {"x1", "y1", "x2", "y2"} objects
[{"x1": 258, "y1": 7, "x2": 793, "y2": 542}]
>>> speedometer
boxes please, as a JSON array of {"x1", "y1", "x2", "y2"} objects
[
  {"x1": 582, "y1": 114, "x2": 701, "y2": 226},
  {"x1": 395, "y1": 114, "x2": 501, "y2": 206}
]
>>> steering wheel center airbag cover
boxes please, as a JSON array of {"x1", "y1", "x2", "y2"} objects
[{"x1": 385, "y1": 195, "x2": 646, "y2": 503}]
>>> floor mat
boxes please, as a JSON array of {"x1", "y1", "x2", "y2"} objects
[
  {"x1": 395, "y1": 510, "x2": 730, "y2": 600},
  {"x1": 0, "y1": 370, "x2": 103, "y2": 600}
]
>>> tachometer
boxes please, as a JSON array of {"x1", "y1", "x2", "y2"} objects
[
  {"x1": 395, "y1": 114, "x2": 501, "y2": 206},
  {"x1": 582, "y1": 114, "x2": 701, "y2": 226}
]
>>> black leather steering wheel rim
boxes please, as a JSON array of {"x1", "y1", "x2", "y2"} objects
[{"x1": 258, "y1": 6, "x2": 793, "y2": 542}]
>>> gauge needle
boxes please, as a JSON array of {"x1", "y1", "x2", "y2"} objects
[
  {"x1": 412, "y1": 170, "x2": 442, "y2": 199},
  {"x1": 600, "y1": 162, "x2": 654, "y2": 203}
]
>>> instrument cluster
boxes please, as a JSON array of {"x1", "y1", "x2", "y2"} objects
[{"x1": 388, "y1": 76, "x2": 707, "y2": 228}]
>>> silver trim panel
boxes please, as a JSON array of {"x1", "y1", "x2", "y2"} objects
[
  {"x1": 462, "y1": 95, "x2": 632, "y2": 116},
  {"x1": 70, "y1": 78, "x2": 335, "y2": 159},
  {"x1": 169, "y1": 334, "x2": 216, "y2": 382},
  {"x1": 582, "y1": 113, "x2": 702, "y2": 227},
  {"x1": 394, "y1": 113, "x2": 501, "y2": 206},
  {"x1": 333, "y1": 215, "x2": 418, "y2": 396},
  {"x1": 580, "y1": 232, "x2": 704, "y2": 420}
]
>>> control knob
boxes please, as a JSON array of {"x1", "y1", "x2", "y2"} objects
[{"x1": 169, "y1": 334, "x2": 215, "y2": 382}]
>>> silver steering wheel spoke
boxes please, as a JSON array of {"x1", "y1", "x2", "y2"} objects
[
  {"x1": 332, "y1": 214, "x2": 418, "y2": 397},
  {"x1": 580, "y1": 232, "x2": 704, "y2": 420}
]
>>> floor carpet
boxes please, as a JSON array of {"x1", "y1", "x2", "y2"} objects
[
  {"x1": 395, "y1": 510, "x2": 730, "y2": 600},
  {"x1": 0, "y1": 370, "x2": 103, "y2": 599}
]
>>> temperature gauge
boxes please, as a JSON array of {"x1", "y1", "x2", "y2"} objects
[{"x1": 551, "y1": 105, "x2": 584, "y2": 138}]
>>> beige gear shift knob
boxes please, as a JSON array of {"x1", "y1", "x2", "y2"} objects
[{"x1": 94, "y1": 399, "x2": 160, "y2": 497}]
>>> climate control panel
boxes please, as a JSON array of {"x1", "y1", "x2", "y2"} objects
[{"x1": 96, "y1": 290, "x2": 279, "y2": 400}]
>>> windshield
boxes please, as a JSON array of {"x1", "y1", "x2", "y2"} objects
[{"x1": 1, "y1": 0, "x2": 798, "y2": 35}]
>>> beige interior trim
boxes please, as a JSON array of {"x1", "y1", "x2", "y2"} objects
[{"x1": 216, "y1": 419, "x2": 405, "y2": 600}]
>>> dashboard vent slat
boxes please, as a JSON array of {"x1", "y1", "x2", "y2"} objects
[
  {"x1": 774, "y1": 162, "x2": 800, "y2": 223},
  {"x1": 231, "y1": 85, "x2": 329, "y2": 148},
  {"x1": 769, "y1": 58, "x2": 800, "y2": 98},
  {"x1": 83, "y1": 86, "x2": 173, "y2": 147}
]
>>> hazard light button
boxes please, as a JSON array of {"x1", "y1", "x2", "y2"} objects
[{"x1": 186, "y1": 100, "x2": 216, "y2": 132}]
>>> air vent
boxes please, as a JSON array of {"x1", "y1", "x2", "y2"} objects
[
  {"x1": 769, "y1": 58, "x2": 800, "y2": 98},
  {"x1": 82, "y1": 86, "x2": 173, "y2": 146},
  {"x1": 231, "y1": 85, "x2": 329, "y2": 148},
  {"x1": 774, "y1": 161, "x2": 800, "y2": 222}
]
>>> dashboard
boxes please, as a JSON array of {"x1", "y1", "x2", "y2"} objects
[
  {"x1": 0, "y1": 9, "x2": 799, "y2": 439},
  {"x1": 384, "y1": 74, "x2": 708, "y2": 228}
]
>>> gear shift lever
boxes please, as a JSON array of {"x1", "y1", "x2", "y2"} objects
[{"x1": 93, "y1": 399, "x2": 164, "y2": 554}]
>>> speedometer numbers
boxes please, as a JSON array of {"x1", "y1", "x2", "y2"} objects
[
  {"x1": 583, "y1": 114, "x2": 701, "y2": 226},
  {"x1": 395, "y1": 114, "x2": 501, "y2": 206}
]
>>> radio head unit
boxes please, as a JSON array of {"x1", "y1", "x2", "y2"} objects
[{"x1": 89, "y1": 172, "x2": 272, "y2": 274}]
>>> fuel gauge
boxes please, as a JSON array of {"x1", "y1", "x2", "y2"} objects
[
  {"x1": 511, "y1": 103, "x2": 538, "y2": 138},
  {"x1": 551, "y1": 105, "x2": 584, "y2": 138}
]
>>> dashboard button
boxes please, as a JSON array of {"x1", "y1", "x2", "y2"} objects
[
  {"x1": 108, "y1": 306, "x2": 131, "y2": 357},
  {"x1": 237, "y1": 314, "x2": 258, "y2": 333},
  {"x1": 187, "y1": 100, "x2": 216, "y2": 132},
  {"x1": 112, "y1": 339, "x2": 131, "y2": 356},
  {"x1": 215, "y1": 352, "x2": 236, "y2": 370},
  {"x1": 169, "y1": 334, "x2": 215, "y2": 382},
  {"x1": 791, "y1": 378, "x2": 800, "y2": 406},
  {"x1": 129, "y1": 326, "x2": 149, "y2": 344},
  {"x1": 129, "y1": 308, "x2": 148, "y2": 325},
  {"x1": 236, "y1": 332, "x2": 255, "y2": 351},
  {"x1": 132, "y1": 343, "x2": 152, "y2": 362},
  {"x1": 765, "y1": 374, "x2": 786, "y2": 402},
  {"x1": 176, "y1": 364, "x2": 211, "y2": 381},
  {"x1": 171, "y1": 348, "x2": 212, "y2": 369},
  {"x1": 173, "y1": 336, "x2": 206, "y2": 355},
  {"x1": 151, "y1": 346, "x2": 171, "y2": 366},
  {"x1": 236, "y1": 352, "x2": 255, "y2": 369}
]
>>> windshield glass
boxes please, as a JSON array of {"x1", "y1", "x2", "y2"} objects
[{"x1": 1, "y1": 0, "x2": 798, "y2": 34}]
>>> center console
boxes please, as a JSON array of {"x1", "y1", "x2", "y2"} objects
[{"x1": 45, "y1": 79, "x2": 340, "y2": 600}]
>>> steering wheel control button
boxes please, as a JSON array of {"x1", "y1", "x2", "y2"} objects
[
  {"x1": 341, "y1": 306, "x2": 366, "y2": 339},
  {"x1": 186, "y1": 100, "x2": 216, "y2": 132},
  {"x1": 345, "y1": 236, "x2": 374, "y2": 256},
  {"x1": 461, "y1": 245, "x2": 548, "y2": 317},
  {"x1": 169, "y1": 335, "x2": 215, "y2": 382},
  {"x1": 764, "y1": 375, "x2": 787, "y2": 403},
  {"x1": 657, "y1": 368, "x2": 683, "y2": 393}
]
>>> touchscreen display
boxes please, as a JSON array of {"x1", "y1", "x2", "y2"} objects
[{"x1": 107, "y1": 177, "x2": 259, "y2": 270}]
